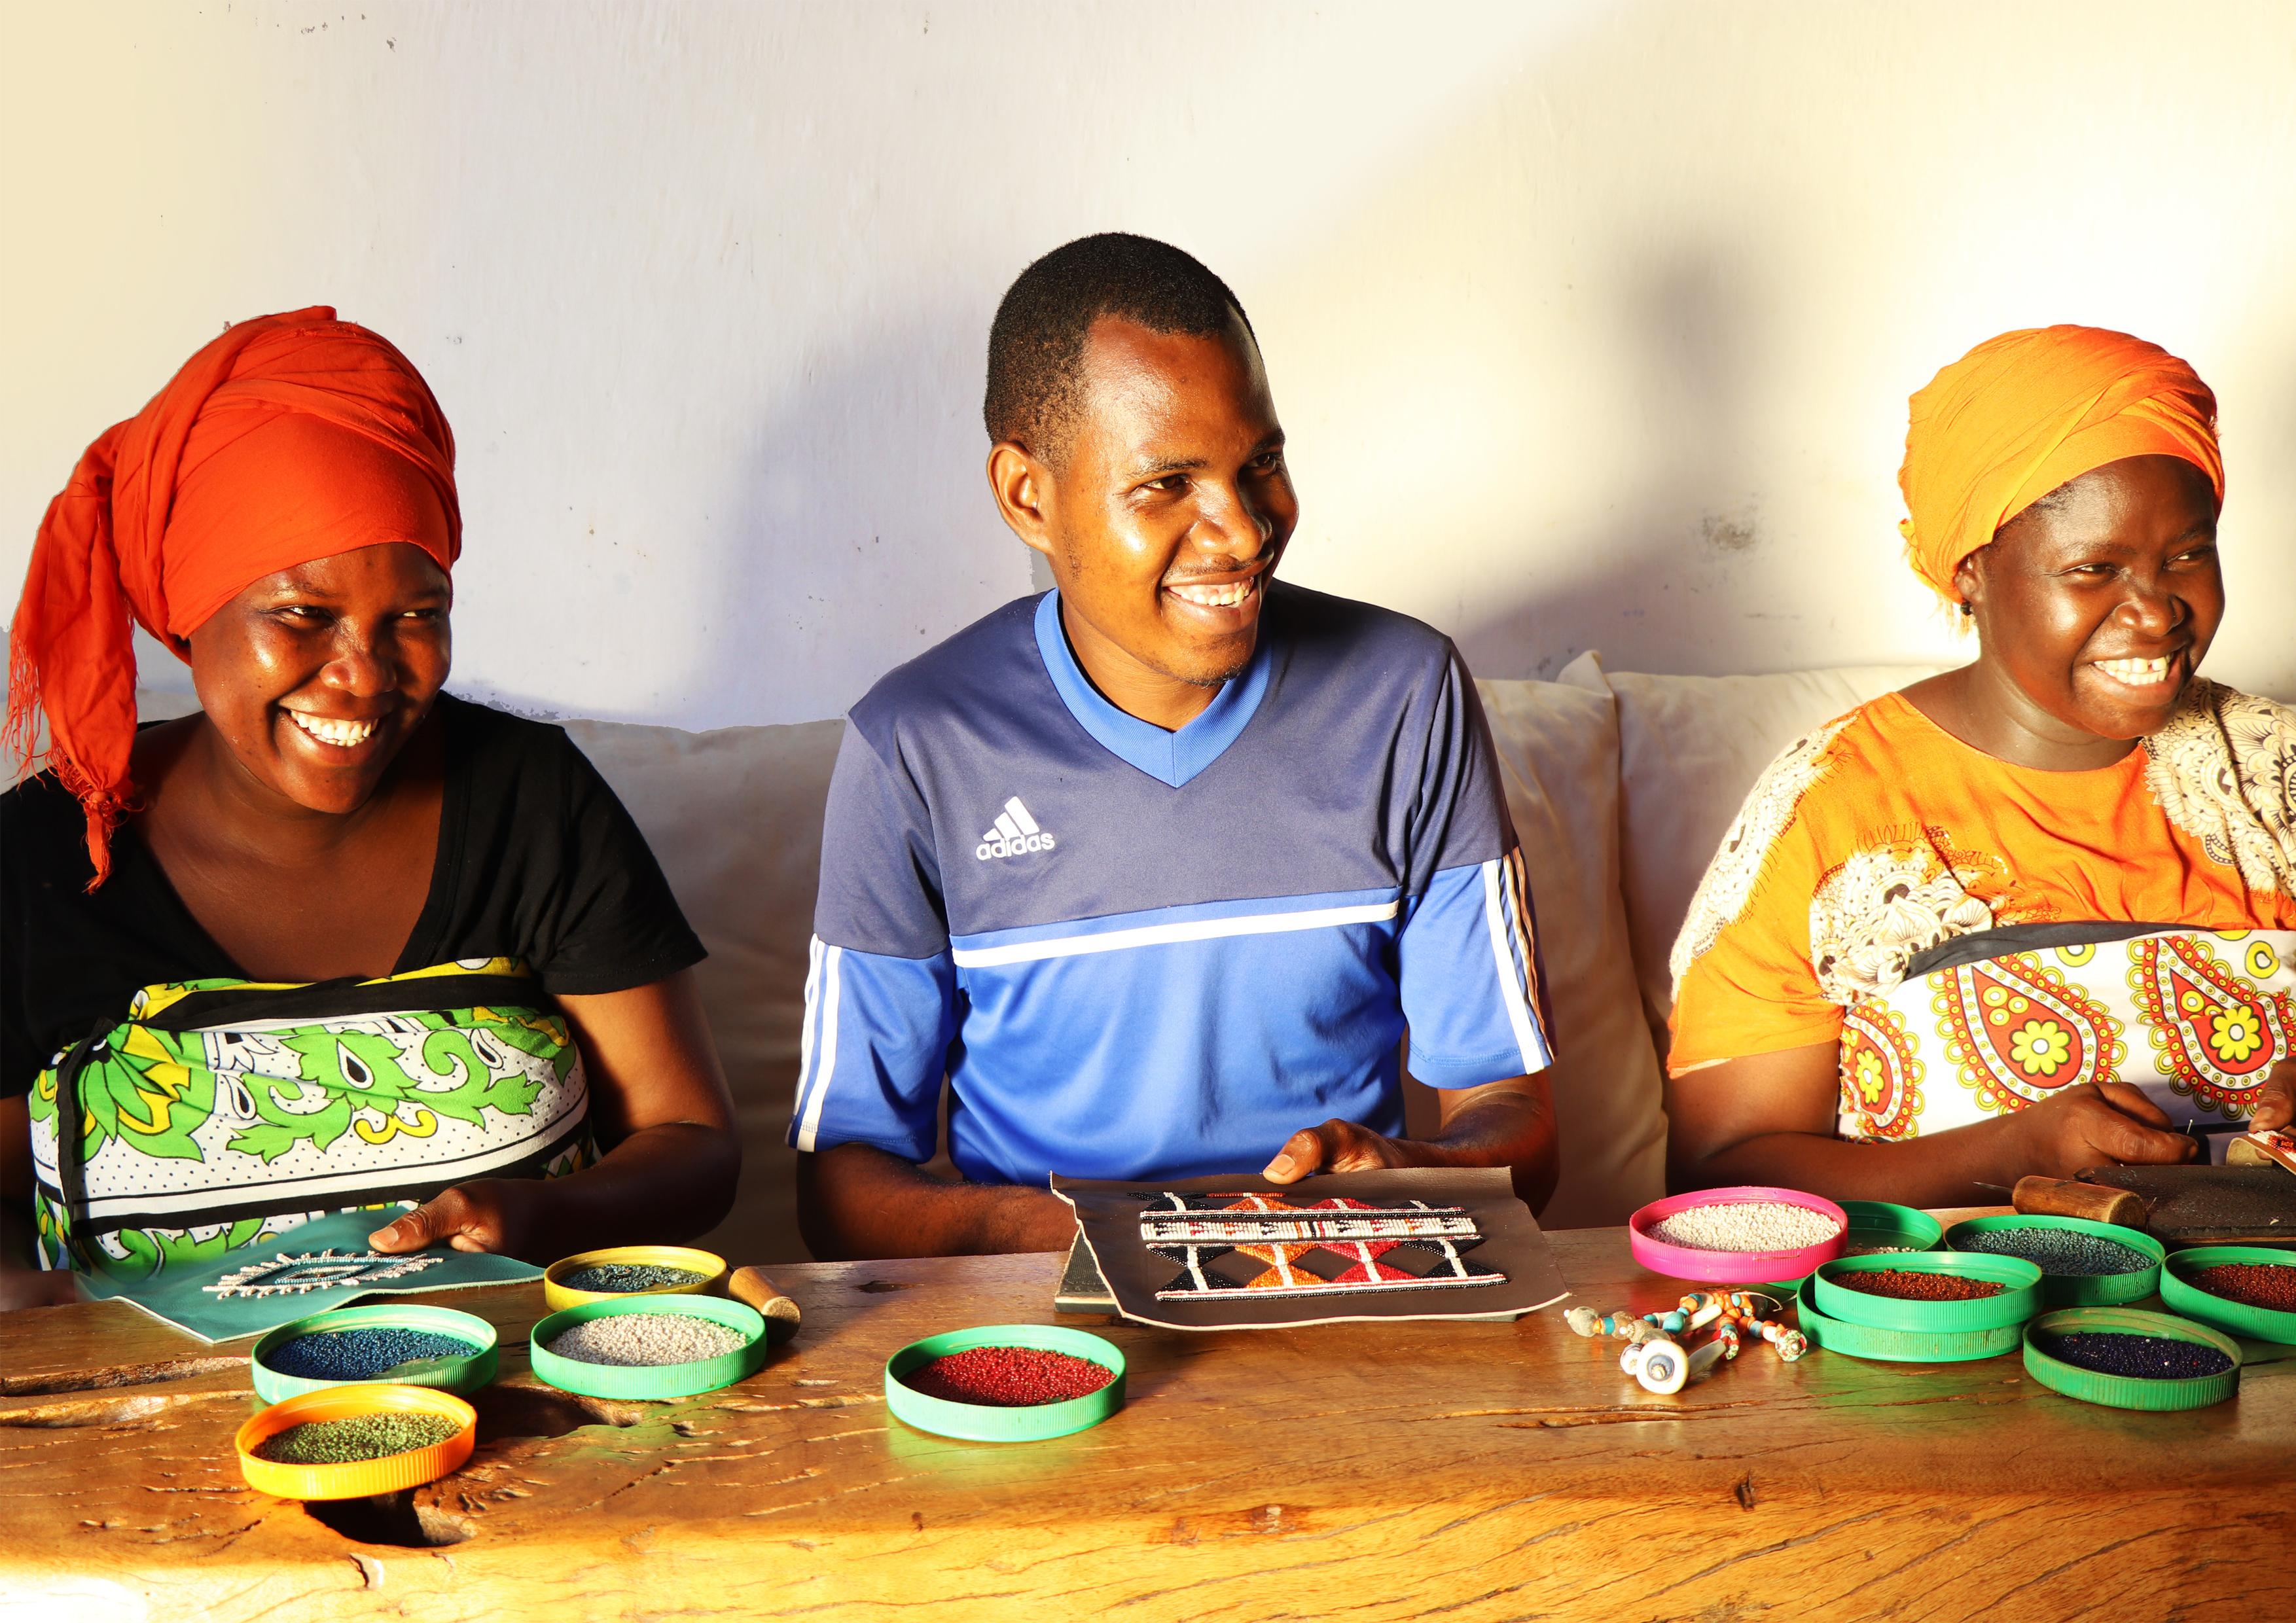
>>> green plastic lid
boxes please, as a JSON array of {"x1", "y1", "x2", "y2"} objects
[
  {"x1": 2022, "y1": 1306, "x2": 2241, "y2": 1411},
  {"x1": 1943, "y1": 1214, "x2": 2164, "y2": 1307},
  {"x1": 885, "y1": 1324, "x2": 1126, "y2": 1442},
  {"x1": 1793, "y1": 1277, "x2": 2020, "y2": 1363},
  {"x1": 1813, "y1": 1251, "x2": 2043, "y2": 1333},
  {"x1": 2158, "y1": 1245, "x2": 2296, "y2": 1346},
  {"x1": 250, "y1": 1302, "x2": 499, "y2": 1404},
  {"x1": 1839, "y1": 1200, "x2": 1944, "y2": 1257},
  {"x1": 529, "y1": 1294, "x2": 767, "y2": 1400}
]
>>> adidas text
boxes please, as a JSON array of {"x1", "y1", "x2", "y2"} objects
[{"x1": 977, "y1": 796, "x2": 1055, "y2": 861}]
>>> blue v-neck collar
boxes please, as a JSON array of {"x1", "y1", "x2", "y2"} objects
[{"x1": 1032, "y1": 590, "x2": 1274, "y2": 788}]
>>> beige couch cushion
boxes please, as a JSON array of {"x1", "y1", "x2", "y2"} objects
[
  {"x1": 1561, "y1": 656, "x2": 1948, "y2": 1060},
  {"x1": 1477, "y1": 660, "x2": 1667, "y2": 1227},
  {"x1": 564, "y1": 715, "x2": 842, "y2": 1266}
]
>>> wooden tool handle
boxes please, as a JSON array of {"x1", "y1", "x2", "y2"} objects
[
  {"x1": 2012, "y1": 1175, "x2": 2146, "y2": 1228},
  {"x1": 728, "y1": 1266, "x2": 802, "y2": 1344}
]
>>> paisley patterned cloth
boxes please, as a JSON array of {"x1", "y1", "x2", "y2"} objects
[
  {"x1": 1839, "y1": 927, "x2": 2295, "y2": 1154},
  {"x1": 27, "y1": 957, "x2": 590, "y2": 1281},
  {"x1": 1669, "y1": 681, "x2": 2296, "y2": 1132}
]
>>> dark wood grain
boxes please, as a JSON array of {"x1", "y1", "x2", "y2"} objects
[{"x1": 5, "y1": 1213, "x2": 2291, "y2": 1621}]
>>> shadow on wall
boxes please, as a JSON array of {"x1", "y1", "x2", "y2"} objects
[
  {"x1": 1461, "y1": 245, "x2": 1770, "y2": 681},
  {"x1": 677, "y1": 304, "x2": 1029, "y2": 722}
]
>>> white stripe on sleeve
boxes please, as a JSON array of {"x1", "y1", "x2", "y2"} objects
[
  {"x1": 791, "y1": 934, "x2": 825, "y2": 1126},
  {"x1": 793, "y1": 943, "x2": 844, "y2": 1152},
  {"x1": 1480, "y1": 859, "x2": 1544, "y2": 1074}
]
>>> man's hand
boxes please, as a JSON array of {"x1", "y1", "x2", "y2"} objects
[
  {"x1": 369, "y1": 1179, "x2": 554, "y2": 1257},
  {"x1": 2253, "y1": 1060, "x2": 2295, "y2": 1133},
  {"x1": 1262, "y1": 1118, "x2": 1415, "y2": 1183},
  {"x1": 1259, "y1": 1075, "x2": 1558, "y2": 1212},
  {"x1": 2004, "y1": 1081, "x2": 2198, "y2": 1178}
]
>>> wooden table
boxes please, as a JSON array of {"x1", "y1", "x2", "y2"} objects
[{"x1": 5, "y1": 1215, "x2": 2292, "y2": 1621}]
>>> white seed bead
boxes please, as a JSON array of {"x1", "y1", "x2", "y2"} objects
[
  {"x1": 1648, "y1": 1202, "x2": 1839, "y2": 1253},
  {"x1": 545, "y1": 1313, "x2": 747, "y2": 1367}
]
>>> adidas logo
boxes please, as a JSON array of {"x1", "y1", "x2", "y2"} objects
[{"x1": 976, "y1": 796, "x2": 1056, "y2": 861}]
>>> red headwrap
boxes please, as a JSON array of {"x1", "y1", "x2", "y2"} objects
[{"x1": 5, "y1": 307, "x2": 459, "y2": 886}]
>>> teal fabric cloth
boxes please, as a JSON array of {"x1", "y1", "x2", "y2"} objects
[{"x1": 79, "y1": 1209, "x2": 541, "y2": 1344}]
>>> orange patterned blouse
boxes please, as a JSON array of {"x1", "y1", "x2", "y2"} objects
[{"x1": 1668, "y1": 681, "x2": 2296, "y2": 1073}]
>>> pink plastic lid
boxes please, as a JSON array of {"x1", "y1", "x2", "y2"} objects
[{"x1": 1628, "y1": 1185, "x2": 1848, "y2": 1283}]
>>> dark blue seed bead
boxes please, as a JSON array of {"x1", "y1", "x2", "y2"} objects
[
  {"x1": 1960, "y1": 1228, "x2": 2151, "y2": 1277},
  {"x1": 264, "y1": 1327, "x2": 480, "y2": 1381},
  {"x1": 2037, "y1": 1330, "x2": 2232, "y2": 1380}
]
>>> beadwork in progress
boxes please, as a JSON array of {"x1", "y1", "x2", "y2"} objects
[
  {"x1": 1139, "y1": 1192, "x2": 1503, "y2": 1300},
  {"x1": 1056, "y1": 1167, "x2": 1569, "y2": 1330},
  {"x1": 262, "y1": 1328, "x2": 479, "y2": 1382},
  {"x1": 899, "y1": 1347, "x2": 1117, "y2": 1407},
  {"x1": 253, "y1": 1414, "x2": 461, "y2": 1465},
  {"x1": 202, "y1": 1249, "x2": 440, "y2": 1298},
  {"x1": 543, "y1": 1313, "x2": 750, "y2": 1367}
]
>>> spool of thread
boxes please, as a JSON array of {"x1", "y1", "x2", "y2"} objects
[
  {"x1": 1634, "y1": 1336, "x2": 1727, "y2": 1396},
  {"x1": 2012, "y1": 1177, "x2": 2147, "y2": 1230},
  {"x1": 726, "y1": 1267, "x2": 802, "y2": 1345}
]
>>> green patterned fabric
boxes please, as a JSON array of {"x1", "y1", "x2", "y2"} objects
[{"x1": 29, "y1": 957, "x2": 592, "y2": 1281}]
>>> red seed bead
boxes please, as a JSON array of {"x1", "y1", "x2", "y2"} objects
[
  {"x1": 2189, "y1": 1263, "x2": 2296, "y2": 1312},
  {"x1": 1834, "y1": 1269, "x2": 2005, "y2": 1302},
  {"x1": 901, "y1": 1347, "x2": 1115, "y2": 1407}
]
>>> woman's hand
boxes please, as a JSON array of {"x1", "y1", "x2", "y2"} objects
[
  {"x1": 369, "y1": 971, "x2": 739, "y2": 1264},
  {"x1": 2253, "y1": 1060, "x2": 2295, "y2": 1133},
  {"x1": 368, "y1": 1178, "x2": 554, "y2": 1257},
  {"x1": 2002, "y1": 1081, "x2": 2198, "y2": 1178}
]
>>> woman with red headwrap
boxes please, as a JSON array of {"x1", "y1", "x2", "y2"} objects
[
  {"x1": 1666, "y1": 326, "x2": 2296, "y2": 1205},
  {"x1": 1, "y1": 310, "x2": 737, "y2": 1307}
]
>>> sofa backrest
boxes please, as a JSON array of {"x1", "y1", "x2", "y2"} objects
[
  {"x1": 1560, "y1": 657, "x2": 1948, "y2": 1062},
  {"x1": 23, "y1": 657, "x2": 1941, "y2": 1263},
  {"x1": 563, "y1": 715, "x2": 842, "y2": 1267}
]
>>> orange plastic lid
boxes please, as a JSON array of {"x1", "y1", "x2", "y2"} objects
[{"x1": 234, "y1": 1383, "x2": 476, "y2": 1501}]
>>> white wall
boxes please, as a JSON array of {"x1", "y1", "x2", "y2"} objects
[{"x1": 4, "y1": 1, "x2": 2291, "y2": 726}]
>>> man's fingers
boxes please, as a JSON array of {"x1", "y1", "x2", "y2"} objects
[{"x1": 1263, "y1": 1126, "x2": 1332, "y2": 1183}]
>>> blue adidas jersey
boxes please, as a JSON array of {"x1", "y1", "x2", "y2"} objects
[{"x1": 789, "y1": 583, "x2": 1552, "y2": 1186}]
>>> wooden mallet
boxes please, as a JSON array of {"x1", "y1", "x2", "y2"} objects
[
  {"x1": 728, "y1": 1266, "x2": 802, "y2": 1344},
  {"x1": 2009, "y1": 1175, "x2": 2147, "y2": 1229}
]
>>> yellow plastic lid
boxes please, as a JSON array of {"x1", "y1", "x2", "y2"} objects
[
  {"x1": 234, "y1": 1383, "x2": 476, "y2": 1501},
  {"x1": 543, "y1": 1244, "x2": 728, "y2": 1311}
]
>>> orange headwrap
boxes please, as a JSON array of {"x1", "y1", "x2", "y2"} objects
[
  {"x1": 1897, "y1": 325, "x2": 2221, "y2": 603},
  {"x1": 5, "y1": 307, "x2": 459, "y2": 886}
]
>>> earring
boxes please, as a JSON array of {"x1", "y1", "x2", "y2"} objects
[{"x1": 1958, "y1": 600, "x2": 1973, "y2": 618}]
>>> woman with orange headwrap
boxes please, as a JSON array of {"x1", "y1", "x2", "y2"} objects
[
  {"x1": 1, "y1": 310, "x2": 737, "y2": 1308},
  {"x1": 1666, "y1": 326, "x2": 2296, "y2": 1205}
]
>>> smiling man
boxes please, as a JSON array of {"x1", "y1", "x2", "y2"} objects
[{"x1": 789, "y1": 234, "x2": 1558, "y2": 1259}]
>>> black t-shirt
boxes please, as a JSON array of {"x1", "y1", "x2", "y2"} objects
[{"x1": 1, "y1": 694, "x2": 705, "y2": 1096}]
